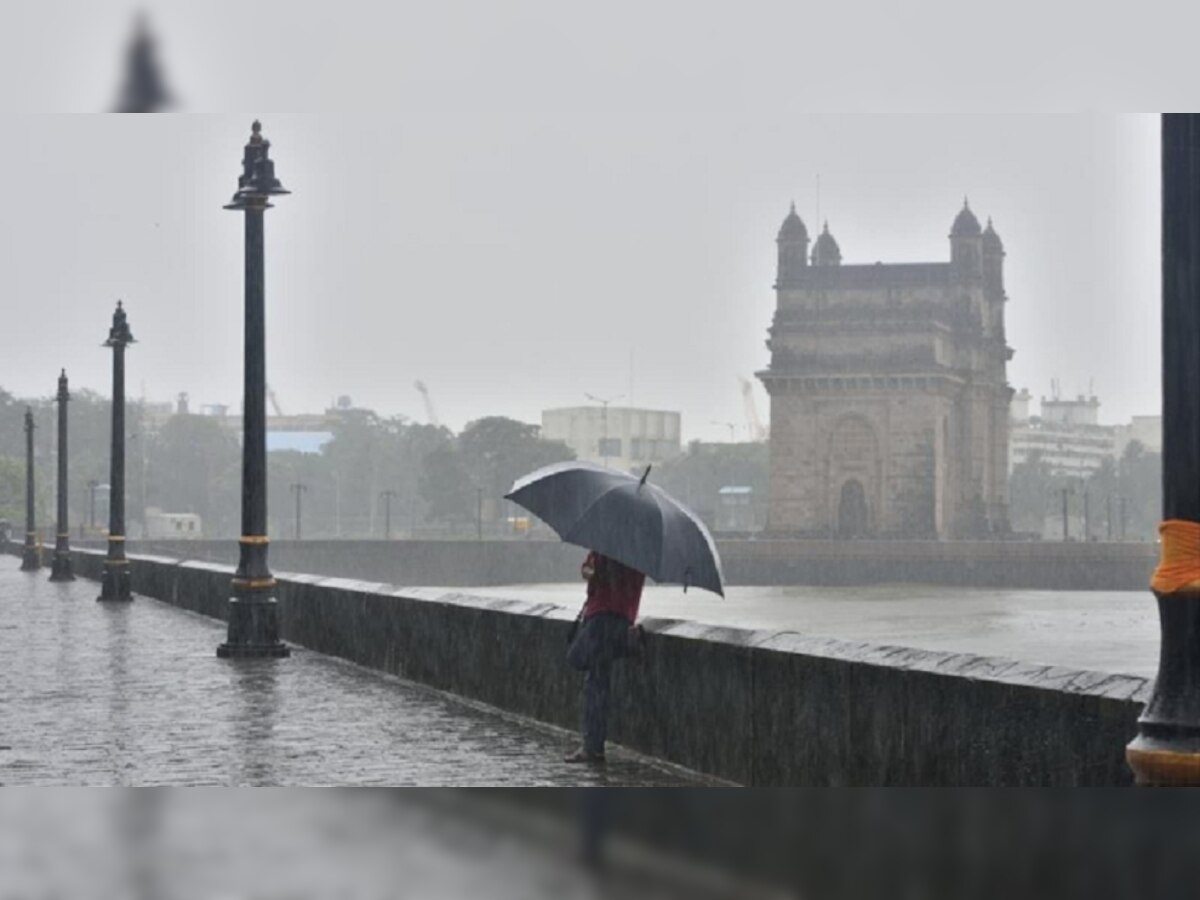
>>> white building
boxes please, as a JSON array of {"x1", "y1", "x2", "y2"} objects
[
  {"x1": 144, "y1": 508, "x2": 203, "y2": 539},
  {"x1": 541, "y1": 406, "x2": 682, "y2": 474},
  {"x1": 1010, "y1": 390, "x2": 1160, "y2": 478},
  {"x1": 1009, "y1": 393, "x2": 1115, "y2": 478},
  {"x1": 1113, "y1": 415, "x2": 1163, "y2": 457}
]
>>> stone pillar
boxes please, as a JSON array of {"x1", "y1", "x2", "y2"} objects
[
  {"x1": 20, "y1": 407, "x2": 39, "y2": 571},
  {"x1": 49, "y1": 370, "x2": 75, "y2": 581},
  {"x1": 99, "y1": 302, "x2": 134, "y2": 601},
  {"x1": 1127, "y1": 114, "x2": 1200, "y2": 784},
  {"x1": 217, "y1": 120, "x2": 290, "y2": 659}
]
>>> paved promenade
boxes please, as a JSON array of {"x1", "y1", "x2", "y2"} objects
[{"x1": 0, "y1": 557, "x2": 705, "y2": 786}]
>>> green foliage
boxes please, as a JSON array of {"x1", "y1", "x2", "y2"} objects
[
  {"x1": 458, "y1": 416, "x2": 575, "y2": 518},
  {"x1": 0, "y1": 455, "x2": 23, "y2": 524},
  {"x1": 652, "y1": 441, "x2": 769, "y2": 525},
  {"x1": 1007, "y1": 443, "x2": 1161, "y2": 540}
]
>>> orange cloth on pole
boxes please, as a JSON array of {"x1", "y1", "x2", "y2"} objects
[{"x1": 1151, "y1": 519, "x2": 1200, "y2": 594}]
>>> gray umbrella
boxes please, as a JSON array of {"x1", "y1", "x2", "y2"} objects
[{"x1": 504, "y1": 461, "x2": 725, "y2": 596}]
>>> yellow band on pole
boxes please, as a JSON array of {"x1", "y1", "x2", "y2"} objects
[
  {"x1": 109, "y1": 535, "x2": 126, "y2": 542},
  {"x1": 232, "y1": 577, "x2": 276, "y2": 589},
  {"x1": 1151, "y1": 519, "x2": 1200, "y2": 593},
  {"x1": 239, "y1": 536, "x2": 270, "y2": 545}
]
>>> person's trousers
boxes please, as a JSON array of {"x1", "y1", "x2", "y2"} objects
[{"x1": 566, "y1": 612, "x2": 631, "y2": 755}]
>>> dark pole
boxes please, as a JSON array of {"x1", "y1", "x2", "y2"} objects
[
  {"x1": 1061, "y1": 487, "x2": 1070, "y2": 542},
  {"x1": 381, "y1": 489, "x2": 395, "y2": 540},
  {"x1": 1129, "y1": 114, "x2": 1200, "y2": 784},
  {"x1": 218, "y1": 119, "x2": 290, "y2": 659},
  {"x1": 1107, "y1": 494, "x2": 1113, "y2": 542},
  {"x1": 477, "y1": 487, "x2": 483, "y2": 541},
  {"x1": 49, "y1": 370, "x2": 75, "y2": 581},
  {"x1": 290, "y1": 482, "x2": 306, "y2": 540},
  {"x1": 88, "y1": 479, "x2": 98, "y2": 531},
  {"x1": 1120, "y1": 495, "x2": 1128, "y2": 541},
  {"x1": 1083, "y1": 486, "x2": 1090, "y2": 542},
  {"x1": 99, "y1": 301, "x2": 134, "y2": 601},
  {"x1": 20, "y1": 407, "x2": 39, "y2": 571}
]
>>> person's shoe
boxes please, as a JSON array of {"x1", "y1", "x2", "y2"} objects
[
  {"x1": 563, "y1": 748, "x2": 606, "y2": 764},
  {"x1": 627, "y1": 623, "x2": 646, "y2": 660}
]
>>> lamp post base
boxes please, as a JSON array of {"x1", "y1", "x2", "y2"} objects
[
  {"x1": 217, "y1": 595, "x2": 290, "y2": 658},
  {"x1": 49, "y1": 551, "x2": 75, "y2": 582},
  {"x1": 20, "y1": 543, "x2": 40, "y2": 571},
  {"x1": 97, "y1": 563, "x2": 132, "y2": 601}
]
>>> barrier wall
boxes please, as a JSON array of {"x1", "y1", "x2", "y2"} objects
[
  {"x1": 52, "y1": 547, "x2": 1147, "y2": 785},
  {"x1": 101, "y1": 537, "x2": 1159, "y2": 590}
]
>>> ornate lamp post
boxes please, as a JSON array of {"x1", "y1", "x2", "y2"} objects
[
  {"x1": 1128, "y1": 114, "x2": 1200, "y2": 784},
  {"x1": 217, "y1": 120, "x2": 291, "y2": 659},
  {"x1": 49, "y1": 370, "x2": 75, "y2": 581},
  {"x1": 99, "y1": 302, "x2": 134, "y2": 601},
  {"x1": 20, "y1": 407, "x2": 39, "y2": 571}
]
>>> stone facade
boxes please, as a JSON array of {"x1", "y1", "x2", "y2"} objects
[{"x1": 759, "y1": 202, "x2": 1013, "y2": 538}]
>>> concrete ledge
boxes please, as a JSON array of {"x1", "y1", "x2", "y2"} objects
[
  {"x1": 86, "y1": 537, "x2": 1159, "y2": 590},
  {"x1": 36, "y1": 546, "x2": 1149, "y2": 785}
]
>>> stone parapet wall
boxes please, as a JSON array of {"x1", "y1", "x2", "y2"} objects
[
  {"x1": 35, "y1": 546, "x2": 1147, "y2": 785},
  {"x1": 75, "y1": 537, "x2": 1160, "y2": 591}
]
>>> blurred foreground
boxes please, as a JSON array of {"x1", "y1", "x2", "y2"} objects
[{"x1": 2, "y1": 789, "x2": 1196, "y2": 899}]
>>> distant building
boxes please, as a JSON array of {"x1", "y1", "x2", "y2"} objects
[
  {"x1": 715, "y1": 486, "x2": 765, "y2": 533},
  {"x1": 266, "y1": 431, "x2": 334, "y2": 454},
  {"x1": 1009, "y1": 393, "x2": 1115, "y2": 478},
  {"x1": 540, "y1": 407, "x2": 682, "y2": 473},
  {"x1": 144, "y1": 508, "x2": 202, "y2": 539},
  {"x1": 759, "y1": 201, "x2": 1013, "y2": 538},
  {"x1": 1114, "y1": 415, "x2": 1162, "y2": 457},
  {"x1": 1010, "y1": 392, "x2": 1159, "y2": 477}
]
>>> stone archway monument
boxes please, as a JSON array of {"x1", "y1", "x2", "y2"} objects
[{"x1": 1127, "y1": 114, "x2": 1200, "y2": 784}]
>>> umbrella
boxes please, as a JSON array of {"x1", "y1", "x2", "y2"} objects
[{"x1": 504, "y1": 461, "x2": 725, "y2": 596}]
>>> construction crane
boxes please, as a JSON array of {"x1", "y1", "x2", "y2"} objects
[
  {"x1": 739, "y1": 376, "x2": 768, "y2": 441},
  {"x1": 267, "y1": 384, "x2": 284, "y2": 417},
  {"x1": 415, "y1": 380, "x2": 440, "y2": 428}
]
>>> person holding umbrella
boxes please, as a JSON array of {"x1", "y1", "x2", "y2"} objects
[
  {"x1": 563, "y1": 550, "x2": 646, "y2": 764},
  {"x1": 505, "y1": 461, "x2": 725, "y2": 765}
]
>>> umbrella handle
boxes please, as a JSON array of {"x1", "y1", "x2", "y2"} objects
[{"x1": 638, "y1": 465, "x2": 652, "y2": 490}]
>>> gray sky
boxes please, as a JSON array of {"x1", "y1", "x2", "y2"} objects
[{"x1": 0, "y1": 6, "x2": 1168, "y2": 441}]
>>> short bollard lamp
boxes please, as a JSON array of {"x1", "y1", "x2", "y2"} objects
[
  {"x1": 98, "y1": 301, "x2": 134, "y2": 602},
  {"x1": 217, "y1": 120, "x2": 291, "y2": 659}
]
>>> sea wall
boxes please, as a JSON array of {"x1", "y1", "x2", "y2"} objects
[
  {"x1": 98, "y1": 537, "x2": 1159, "y2": 590},
  {"x1": 46, "y1": 546, "x2": 1147, "y2": 786}
]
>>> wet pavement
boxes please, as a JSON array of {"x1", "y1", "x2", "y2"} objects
[
  {"x1": 0, "y1": 557, "x2": 709, "y2": 786},
  {"x1": 461, "y1": 583, "x2": 1160, "y2": 678},
  {"x1": 3, "y1": 791, "x2": 765, "y2": 899}
]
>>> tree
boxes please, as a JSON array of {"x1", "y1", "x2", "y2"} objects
[
  {"x1": 1007, "y1": 451, "x2": 1064, "y2": 535},
  {"x1": 457, "y1": 417, "x2": 574, "y2": 521},
  {"x1": 148, "y1": 413, "x2": 240, "y2": 535},
  {"x1": 419, "y1": 444, "x2": 475, "y2": 526},
  {"x1": 653, "y1": 441, "x2": 769, "y2": 528}
]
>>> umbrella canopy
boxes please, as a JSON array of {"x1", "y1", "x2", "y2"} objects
[{"x1": 505, "y1": 461, "x2": 725, "y2": 596}]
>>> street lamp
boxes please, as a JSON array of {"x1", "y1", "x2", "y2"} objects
[
  {"x1": 20, "y1": 407, "x2": 39, "y2": 571},
  {"x1": 585, "y1": 392, "x2": 623, "y2": 468},
  {"x1": 99, "y1": 302, "x2": 134, "y2": 601},
  {"x1": 1128, "y1": 114, "x2": 1200, "y2": 783},
  {"x1": 1060, "y1": 484, "x2": 1074, "y2": 542},
  {"x1": 49, "y1": 370, "x2": 75, "y2": 582},
  {"x1": 290, "y1": 482, "x2": 308, "y2": 540},
  {"x1": 217, "y1": 120, "x2": 291, "y2": 659},
  {"x1": 380, "y1": 489, "x2": 396, "y2": 540}
]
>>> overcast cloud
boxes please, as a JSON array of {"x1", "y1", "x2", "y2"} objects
[{"x1": 0, "y1": 5, "x2": 1167, "y2": 441}]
